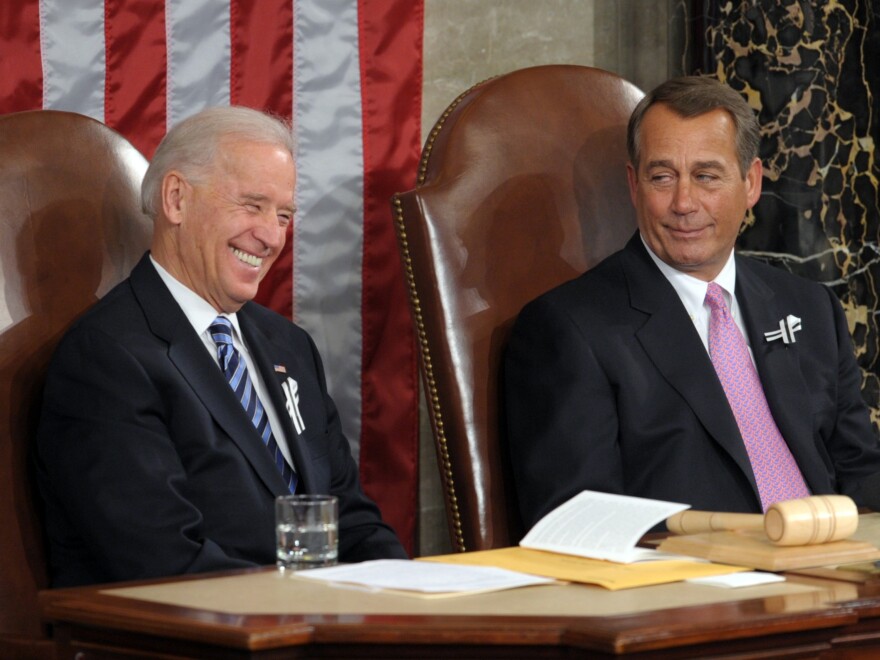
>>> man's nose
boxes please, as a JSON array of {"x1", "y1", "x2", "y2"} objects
[
  {"x1": 254, "y1": 210, "x2": 288, "y2": 251},
  {"x1": 670, "y1": 180, "x2": 698, "y2": 215}
]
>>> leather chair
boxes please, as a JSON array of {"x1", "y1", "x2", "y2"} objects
[
  {"x1": 393, "y1": 65, "x2": 643, "y2": 552},
  {"x1": 0, "y1": 110, "x2": 151, "y2": 658}
]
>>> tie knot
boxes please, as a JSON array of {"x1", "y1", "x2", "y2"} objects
[
  {"x1": 209, "y1": 316, "x2": 234, "y2": 348},
  {"x1": 705, "y1": 282, "x2": 728, "y2": 314}
]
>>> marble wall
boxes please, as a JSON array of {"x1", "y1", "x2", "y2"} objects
[
  {"x1": 692, "y1": 0, "x2": 880, "y2": 423},
  {"x1": 418, "y1": 0, "x2": 685, "y2": 556}
]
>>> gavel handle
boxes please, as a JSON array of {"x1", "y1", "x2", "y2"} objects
[{"x1": 666, "y1": 510, "x2": 765, "y2": 535}]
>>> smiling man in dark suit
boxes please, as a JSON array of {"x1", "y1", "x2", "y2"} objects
[
  {"x1": 504, "y1": 76, "x2": 880, "y2": 530},
  {"x1": 36, "y1": 106, "x2": 406, "y2": 587}
]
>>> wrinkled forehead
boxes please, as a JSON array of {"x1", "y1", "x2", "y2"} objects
[{"x1": 638, "y1": 106, "x2": 738, "y2": 156}]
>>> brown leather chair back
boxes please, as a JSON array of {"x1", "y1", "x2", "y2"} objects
[
  {"x1": 0, "y1": 110, "x2": 151, "y2": 657},
  {"x1": 393, "y1": 65, "x2": 643, "y2": 552}
]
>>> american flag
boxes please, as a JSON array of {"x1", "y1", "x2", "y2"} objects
[{"x1": 0, "y1": 0, "x2": 422, "y2": 553}]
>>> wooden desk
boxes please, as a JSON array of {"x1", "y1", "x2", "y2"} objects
[{"x1": 40, "y1": 566, "x2": 880, "y2": 659}]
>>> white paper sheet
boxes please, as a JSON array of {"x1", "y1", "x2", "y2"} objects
[
  {"x1": 292, "y1": 559, "x2": 556, "y2": 597},
  {"x1": 520, "y1": 490, "x2": 690, "y2": 563},
  {"x1": 686, "y1": 572, "x2": 786, "y2": 588}
]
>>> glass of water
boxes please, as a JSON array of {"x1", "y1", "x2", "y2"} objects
[{"x1": 275, "y1": 494, "x2": 339, "y2": 571}]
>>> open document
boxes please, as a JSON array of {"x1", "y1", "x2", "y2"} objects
[
  {"x1": 420, "y1": 491, "x2": 750, "y2": 590},
  {"x1": 520, "y1": 490, "x2": 690, "y2": 563}
]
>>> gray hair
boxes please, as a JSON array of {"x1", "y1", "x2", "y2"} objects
[
  {"x1": 141, "y1": 106, "x2": 296, "y2": 218},
  {"x1": 627, "y1": 76, "x2": 760, "y2": 178}
]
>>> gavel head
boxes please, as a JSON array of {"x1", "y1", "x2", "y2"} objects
[{"x1": 764, "y1": 495, "x2": 858, "y2": 546}]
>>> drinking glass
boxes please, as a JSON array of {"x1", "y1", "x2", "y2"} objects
[{"x1": 275, "y1": 494, "x2": 338, "y2": 570}]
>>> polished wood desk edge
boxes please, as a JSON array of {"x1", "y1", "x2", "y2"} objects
[
  {"x1": 583, "y1": 608, "x2": 855, "y2": 655},
  {"x1": 40, "y1": 592, "x2": 317, "y2": 652},
  {"x1": 39, "y1": 572, "x2": 879, "y2": 655},
  {"x1": 40, "y1": 587, "x2": 585, "y2": 651}
]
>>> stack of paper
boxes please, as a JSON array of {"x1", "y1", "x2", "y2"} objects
[
  {"x1": 298, "y1": 491, "x2": 761, "y2": 595},
  {"x1": 423, "y1": 491, "x2": 750, "y2": 590},
  {"x1": 293, "y1": 559, "x2": 556, "y2": 597}
]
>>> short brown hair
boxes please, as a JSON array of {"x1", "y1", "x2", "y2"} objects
[{"x1": 627, "y1": 76, "x2": 760, "y2": 178}]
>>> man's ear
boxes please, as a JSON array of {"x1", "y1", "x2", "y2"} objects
[
  {"x1": 626, "y1": 162, "x2": 639, "y2": 207},
  {"x1": 161, "y1": 172, "x2": 187, "y2": 226},
  {"x1": 745, "y1": 157, "x2": 763, "y2": 210}
]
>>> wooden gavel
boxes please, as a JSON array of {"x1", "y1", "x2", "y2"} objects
[{"x1": 665, "y1": 495, "x2": 858, "y2": 546}]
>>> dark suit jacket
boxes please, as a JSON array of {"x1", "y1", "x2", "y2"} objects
[
  {"x1": 504, "y1": 234, "x2": 880, "y2": 529},
  {"x1": 36, "y1": 254, "x2": 405, "y2": 587}
]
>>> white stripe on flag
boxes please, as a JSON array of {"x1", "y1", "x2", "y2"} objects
[
  {"x1": 166, "y1": 0, "x2": 232, "y2": 128},
  {"x1": 39, "y1": 0, "x2": 106, "y2": 119},
  {"x1": 293, "y1": 0, "x2": 365, "y2": 461}
]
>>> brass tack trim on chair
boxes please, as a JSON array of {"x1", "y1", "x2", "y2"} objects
[
  {"x1": 399, "y1": 74, "x2": 500, "y2": 553},
  {"x1": 392, "y1": 195, "x2": 466, "y2": 553},
  {"x1": 417, "y1": 75, "x2": 499, "y2": 186}
]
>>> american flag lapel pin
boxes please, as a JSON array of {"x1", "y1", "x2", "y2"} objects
[{"x1": 274, "y1": 364, "x2": 287, "y2": 374}]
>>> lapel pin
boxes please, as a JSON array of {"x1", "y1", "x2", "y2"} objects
[
  {"x1": 274, "y1": 364, "x2": 288, "y2": 374},
  {"x1": 764, "y1": 315, "x2": 802, "y2": 345}
]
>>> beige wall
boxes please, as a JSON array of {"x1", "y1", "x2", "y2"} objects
[{"x1": 417, "y1": 0, "x2": 685, "y2": 556}]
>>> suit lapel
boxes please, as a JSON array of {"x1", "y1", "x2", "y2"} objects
[
  {"x1": 130, "y1": 256, "x2": 290, "y2": 495},
  {"x1": 621, "y1": 239, "x2": 760, "y2": 497},
  {"x1": 735, "y1": 258, "x2": 819, "y2": 488}
]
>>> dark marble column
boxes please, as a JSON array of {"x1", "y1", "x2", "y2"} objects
[{"x1": 691, "y1": 0, "x2": 880, "y2": 423}]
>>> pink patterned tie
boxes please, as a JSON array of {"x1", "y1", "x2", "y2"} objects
[{"x1": 705, "y1": 282, "x2": 809, "y2": 511}]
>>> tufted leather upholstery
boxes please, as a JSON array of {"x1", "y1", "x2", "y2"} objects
[
  {"x1": 0, "y1": 110, "x2": 151, "y2": 658},
  {"x1": 393, "y1": 65, "x2": 643, "y2": 552}
]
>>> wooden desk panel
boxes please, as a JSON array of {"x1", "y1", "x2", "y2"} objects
[{"x1": 39, "y1": 567, "x2": 880, "y2": 659}]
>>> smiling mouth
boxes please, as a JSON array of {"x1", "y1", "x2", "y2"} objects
[
  {"x1": 232, "y1": 247, "x2": 263, "y2": 268},
  {"x1": 667, "y1": 226, "x2": 708, "y2": 237}
]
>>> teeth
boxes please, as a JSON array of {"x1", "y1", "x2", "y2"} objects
[{"x1": 232, "y1": 248, "x2": 263, "y2": 267}]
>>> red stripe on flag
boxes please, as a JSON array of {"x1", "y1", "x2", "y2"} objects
[
  {"x1": 0, "y1": 0, "x2": 43, "y2": 113},
  {"x1": 232, "y1": 0, "x2": 296, "y2": 320},
  {"x1": 357, "y1": 0, "x2": 423, "y2": 554},
  {"x1": 103, "y1": 0, "x2": 168, "y2": 158},
  {"x1": 230, "y1": 0, "x2": 293, "y2": 116}
]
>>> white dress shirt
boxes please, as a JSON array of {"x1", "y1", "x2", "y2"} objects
[
  {"x1": 640, "y1": 235, "x2": 756, "y2": 364},
  {"x1": 150, "y1": 256, "x2": 294, "y2": 466}
]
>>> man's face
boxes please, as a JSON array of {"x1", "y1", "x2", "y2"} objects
[
  {"x1": 172, "y1": 139, "x2": 296, "y2": 312},
  {"x1": 626, "y1": 104, "x2": 762, "y2": 282}
]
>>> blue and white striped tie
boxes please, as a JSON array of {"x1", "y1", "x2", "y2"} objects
[{"x1": 209, "y1": 316, "x2": 297, "y2": 493}]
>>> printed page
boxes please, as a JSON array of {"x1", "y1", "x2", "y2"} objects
[
  {"x1": 293, "y1": 559, "x2": 556, "y2": 597},
  {"x1": 520, "y1": 490, "x2": 689, "y2": 563}
]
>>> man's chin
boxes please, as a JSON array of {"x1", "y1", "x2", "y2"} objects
[
  {"x1": 218, "y1": 287, "x2": 260, "y2": 312},
  {"x1": 219, "y1": 267, "x2": 274, "y2": 309}
]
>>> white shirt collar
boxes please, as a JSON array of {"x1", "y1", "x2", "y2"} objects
[
  {"x1": 149, "y1": 255, "x2": 244, "y2": 340},
  {"x1": 640, "y1": 234, "x2": 737, "y2": 311}
]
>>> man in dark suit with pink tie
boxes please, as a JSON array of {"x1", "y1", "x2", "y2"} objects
[{"x1": 504, "y1": 76, "x2": 880, "y2": 530}]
